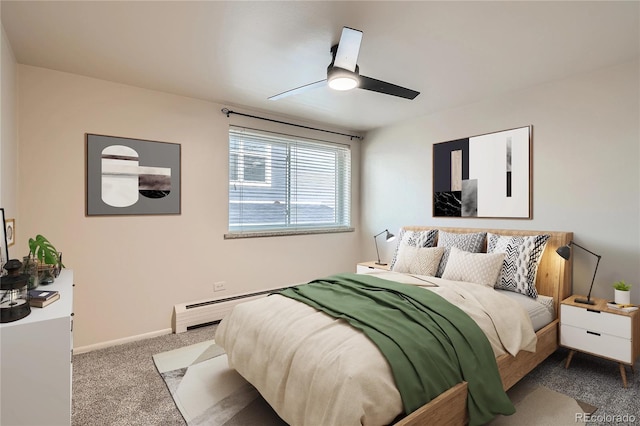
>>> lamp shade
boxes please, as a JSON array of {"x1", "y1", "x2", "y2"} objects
[
  {"x1": 374, "y1": 229, "x2": 395, "y2": 265},
  {"x1": 556, "y1": 245, "x2": 571, "y2": 260}
]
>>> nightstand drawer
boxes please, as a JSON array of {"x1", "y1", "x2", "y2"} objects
[
  {"x1": 561, "y1": 304, "x2": 631, "y2": 339},
  {"x1": 356, "y1": 262, "x2": 390, "y2": 274},
  {"x1": 356, "y1": 265, "x2": 376, "y2": 274},
  {"x1": 561, "y1": 324, "x2": 632, "y2": 363}
]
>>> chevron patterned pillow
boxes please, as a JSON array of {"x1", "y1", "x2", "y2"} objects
[
  {"x1": 435, "y1": 231, "x2": 487, "y2": 277},
  {"x1": 441, "y1": 247, "x2": 505, "y2": 287},
  {"x1": 389, "y1": 229, "x2": 438, "y2": 270},
  {"x1": 487, "y1": 233, "x2": 551, "y2": 298}
]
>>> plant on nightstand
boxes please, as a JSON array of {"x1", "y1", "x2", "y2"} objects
[{"x1": 613, "y1": 280, "x2": 631, "y2": 305}]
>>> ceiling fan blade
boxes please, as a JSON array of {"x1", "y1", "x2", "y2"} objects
[
  {"x1": 268, "y1": 79, "x2": 327, "y2": 100},
  {"x1": 333, "y1": 27, "x2": 362, "y2": 72},
  {"x1": 359, "y1": 75, "x2": 420, "y2": 100}
]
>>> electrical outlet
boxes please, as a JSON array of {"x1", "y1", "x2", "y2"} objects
[{"x1": 214, "y1": 281, "x2": 226, "y2": 292}]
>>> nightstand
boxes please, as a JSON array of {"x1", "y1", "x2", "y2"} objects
[
  {"x1": 560, "y1": 295, "x2": 640, "y2": 388},
  {"x1": 356, "y1": 261, "x2": 391, "y2": 274}
]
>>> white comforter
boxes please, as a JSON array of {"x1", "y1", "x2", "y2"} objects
[{"x1": 215, "y1": 271, "x2": 537, "y2": 426}]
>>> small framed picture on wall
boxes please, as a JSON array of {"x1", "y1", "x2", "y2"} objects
[{"x1": 6, "y1": 218, "x2": 15, "y2": 247}]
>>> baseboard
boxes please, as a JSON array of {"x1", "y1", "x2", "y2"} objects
[{"x1": 73, "y1": 328, "x2": 173, "y2": 354}]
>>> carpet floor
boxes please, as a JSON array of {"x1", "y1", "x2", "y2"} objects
[{"x1": 73, "y1": 324, "x2": 639, "y2": 425}]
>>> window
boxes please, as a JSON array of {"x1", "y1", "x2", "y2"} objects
[{"x1": 228, "y1": 127, "x2": 351, "y2": 236}]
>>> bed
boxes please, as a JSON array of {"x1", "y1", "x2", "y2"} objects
[{"x1": 216, "y1": 227, "x2": 573, "y2": 425}]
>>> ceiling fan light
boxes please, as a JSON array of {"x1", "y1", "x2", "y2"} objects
[{"x1": 328, "y1": 76, "x2": 358, "y2": 91}]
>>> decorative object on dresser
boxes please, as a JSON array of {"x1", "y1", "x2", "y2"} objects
[
  {"x1": 0, "y1": 259, "x2": 31, "y2": 323},
  {"x1": 373, "y1": 229, "x2": 396, "y2": 265},
  {"x1": 612, "y1": 280, "x2": 631, "y2": 305},
  {"x1": 560, "y1": 295, "x2": 640, "y2": 388},
  {"x1": 28, "y1": 289, "x2": 60, "y2": 308},
  {"x1": 556, "y1": 241, "x2": 601, "y2": 305},
  {"x1": 432, "y1": 126, "x2": 532, "y2": 219},
  {"x1": 28, "y1": 234, "x2": 64, "y2": 285}
]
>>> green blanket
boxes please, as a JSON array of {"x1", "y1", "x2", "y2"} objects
[{"x1": 278, "y1": 273, "x2": 514, "y2": 426}]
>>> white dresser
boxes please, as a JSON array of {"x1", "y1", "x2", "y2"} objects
[
  {"x1": 0, "y1": 269, "x2": 74, "y2": 425},
  {"x1": 560, "y1": 294, "x2": 639, "y2": 388}
]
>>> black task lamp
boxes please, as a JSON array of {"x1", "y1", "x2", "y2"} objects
[
  {"x1": 374, "y1": 229, "x2": 396, "y2": 266},
  {"x1": 556, "y1": 241, "x2": 601, "y2": 305}
]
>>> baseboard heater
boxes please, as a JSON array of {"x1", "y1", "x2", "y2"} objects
[{"x1": 172, "y1": 286, "x2": 289, "y2": 333}]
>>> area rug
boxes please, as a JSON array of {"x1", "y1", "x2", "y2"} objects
[
  {"x1": 153, "y1": 340, "x2": 597, "y2": 426},
  {"x1": 153, "y1": 340, "x2": 286, "y2": 426},
  {"x1": 489, "y1": 380, "x2": 598, "y2": 425}
]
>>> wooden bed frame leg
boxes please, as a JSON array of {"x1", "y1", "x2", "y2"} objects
[
  {"x1": 564, "y1": 350, "x2": 575, "y2": 369},
  {"x1": 619, "y1": 364, "x2": 628, "y2": 388}
]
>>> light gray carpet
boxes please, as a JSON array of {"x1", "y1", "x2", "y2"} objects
[
  {"x1": 73, "y1": 324, "x2": 638, "y2": 425},
  {"x1": 73, "y1": 326, "x2": 219, "y2": 426}
]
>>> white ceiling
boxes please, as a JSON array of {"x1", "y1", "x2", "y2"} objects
[{"x1": 2, "y1": 1, "x2": 638, "y2": 132}]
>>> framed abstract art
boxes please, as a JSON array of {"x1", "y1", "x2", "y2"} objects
[
  {"x1": 86, "y1": 134, "x2": 181, "y2": 216},
  {"x1": 433, "y1": 126, "x2": 532, "y2": 219}
]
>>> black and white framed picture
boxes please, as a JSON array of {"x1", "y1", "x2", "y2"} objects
[
  {"x1": 86, "y1": 134, "x2": 181, "y2": 216},
  {"x1": 433, "y1": 125, "x2": 532, "y2": 219},
  {"x1": 0, "y1": 208, "x2": 8, "y2": 273},
  {"x1": 5, "y1": 218, "x2": 15, "y2": 247}
]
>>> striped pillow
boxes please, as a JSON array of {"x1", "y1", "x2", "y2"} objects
[{"x1": 487, "y1": 233, "x2": 550, "y2": 298}]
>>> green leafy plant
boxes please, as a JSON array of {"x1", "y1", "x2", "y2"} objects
[
  {"x1": 613, "y1": 280, "x2": 631, "y2": 291},
  {"x1": 28, "y1": 234, "x2": 64, "y2": 267}
]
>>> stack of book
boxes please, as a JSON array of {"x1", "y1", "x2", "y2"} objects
[
  {"x1": 28, "y1": 289, "x2": 60, "y2": 308},
  {"x1": 606, "y1": 301, "x2": 638, "y2": 312}
]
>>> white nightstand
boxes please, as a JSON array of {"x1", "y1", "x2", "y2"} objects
[
  {"x1": 560, "y1": 295, "x2": 640, "y2": 388},
  {"x1": 356, "y1": 261, "x2": 391, "y2": 274}
]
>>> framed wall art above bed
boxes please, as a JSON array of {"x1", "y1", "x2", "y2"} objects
[{"x1": 433, "y1": 125, "x2": 532, "y2": 219}]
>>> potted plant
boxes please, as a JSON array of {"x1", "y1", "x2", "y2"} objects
[
  {"x1": 28, "y1": 234, "x2": 64, "y2": 285},
  {"x1": 613, "y1": 280, "x2": 631, "y2": 305}
]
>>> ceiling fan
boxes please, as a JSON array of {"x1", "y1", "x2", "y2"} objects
[{"x1": 269, "y1": 27, "x2": 420, "y2": 101}]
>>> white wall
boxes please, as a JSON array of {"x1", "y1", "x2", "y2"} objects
[
  {"x1": 1, "y1": 22, "x2": 18, "y2": 220},
  {"x1": 16, "y1": 65, "x2": 361, "y2": 348},
  {"x1": 361, "y1": 60, "x2": 640, "y2": 304}
]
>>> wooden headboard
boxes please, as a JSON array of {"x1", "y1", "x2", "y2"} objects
[{"x1": 401, "y1": 226, "x2": 573, "y2": 311}]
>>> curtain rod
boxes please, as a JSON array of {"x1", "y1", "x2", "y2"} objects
[{"x1": 221, "y1": 108, "x2": 363, "y2": 140}]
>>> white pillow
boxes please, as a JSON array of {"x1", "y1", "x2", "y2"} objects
[
  {"x1": 389, "y1": 229, "x2": 438, "y2": 270},
  {"x1": 435, "y1": 231, "x2": 486, "y2": 277},
  {"x1": 391, "y1": 244, "x2": 445, "y2": 276},
  {"x1": 441, "y1": 247, "x2": 506, "y2": 287}
]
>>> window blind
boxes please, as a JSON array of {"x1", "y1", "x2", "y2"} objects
[
  {"x1": 229, "y1": 127, "x2": 351, "y2": 234},
  {"x1": 228, "y1": 127, "x2": 351, "y2": 235}
]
